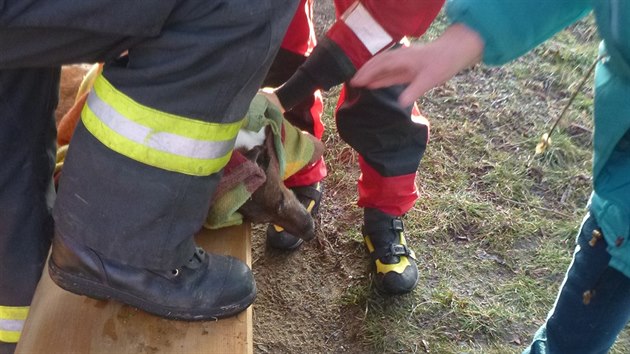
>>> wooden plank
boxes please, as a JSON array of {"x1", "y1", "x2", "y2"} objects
[{"x1": 16, "y1": 224, "x2": 253, "y2": 354}]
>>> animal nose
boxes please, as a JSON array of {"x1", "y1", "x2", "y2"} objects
[{"x1": 299, "y1": 217, "x2": 315, "y2": 241}]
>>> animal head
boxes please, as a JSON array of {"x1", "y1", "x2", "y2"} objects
[{"x1": 237, "y1": 144, "x2": 315, "y2": 241}]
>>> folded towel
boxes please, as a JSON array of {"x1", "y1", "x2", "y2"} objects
[{"x1": 205, "y1": 94, "x2": 323, "y2": 228}]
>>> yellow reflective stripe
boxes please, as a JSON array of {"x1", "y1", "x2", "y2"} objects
[
  {"x1": 0, "y1": 306, "x2": 28, "y2": 343},
  {"x1": 0, "y1": 322, "x2": 23, "y2": 343},
  {"x1": 83, "y1": 74, "x2": 241, "y2": 176},
  {"x1": 93, "y1": 75, "x2": 242, "y2": 141},
  {"x1": 83, "y1": 105, "x2": 232, "y2": 176},
  {"x1": 86, "y1": 93, "x2": 234, "y2": 159},
  {"x1": 0, "y1": 306, "x2": 28, "y2": 321},
  {"x1": 0, "y1": 329, "x2": 21, "y2": 343}
]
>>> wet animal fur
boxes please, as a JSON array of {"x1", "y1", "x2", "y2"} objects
[{"x1": 237, "y1": 134, "x2": 315, "y2": 241}]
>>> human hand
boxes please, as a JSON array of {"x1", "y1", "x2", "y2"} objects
[
  {"x1": 259, "y1": 87, "x2": 285, "y2": 113},
  {"x1": 351, "y1": 24, "x2": 485, "y2": 107}
]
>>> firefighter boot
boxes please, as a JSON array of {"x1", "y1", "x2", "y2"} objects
[
  {"x1": 362, "y1": 208, "x2": 419, "y2": 294},
  {"x1": 48, "y1": 235, "x2": 256, "y2": 321},
  {"x1": 266, "y1": 182, "x2": 323, "y2": 250}
]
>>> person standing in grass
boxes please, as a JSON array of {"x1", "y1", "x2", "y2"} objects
[
  {"x1": 351, "y1": 0, "x2": 630, "y2": 353},
  {"x1": 262, "y1": 0, "x2": 444, "y2": 295}
]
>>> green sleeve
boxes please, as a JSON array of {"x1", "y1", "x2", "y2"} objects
[{"x1": 446, "y1": 0, "x2": 592, "y2": 65}]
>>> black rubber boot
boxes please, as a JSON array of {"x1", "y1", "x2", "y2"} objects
[
  {"x1": 48, "y1": 235, "x2": 256, "y2": 321},
  {"x1": 266, "y1": 182, "x2": 322, "y2": 250},
  {"x1": 362, "y1": 208, "x2": 419, "y2": 295}
]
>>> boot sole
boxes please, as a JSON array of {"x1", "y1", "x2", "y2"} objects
[
  {"x1": 48, "y1": 259, "x2": 256, "y2": 321},
  {"x1": 373, "y1": 272, "x2": 419, "y2": 295},
  {"x1": 266, "y1": 236, "x2": 304, "y2": 250}
]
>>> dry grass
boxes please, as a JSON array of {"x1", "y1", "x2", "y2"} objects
[
  {"x1": 253, "y1": 11, "x2": 630, "y2": 354},
  {"x1": 330, "y1": 15, "x2": 630, "y2": 354}
]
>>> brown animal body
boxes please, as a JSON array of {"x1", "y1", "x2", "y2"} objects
[
  {"x1": 56, "y1": 65, "x2": 316, "y2": 242},
  {"x1": 55, "y1": 64, "x2": 92, "y2": 124}
]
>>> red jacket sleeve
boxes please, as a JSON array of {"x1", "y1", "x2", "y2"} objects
[
  {"x1": 275, "y1": 0, "x2": 444, "y2": 110},
  {"x1": 327, "y1": 0, "x2": 444, "y2": 68}
]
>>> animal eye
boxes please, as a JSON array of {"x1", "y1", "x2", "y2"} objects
[{"x1": 277, "y1": 193, "x2": 286, "y2": 212}]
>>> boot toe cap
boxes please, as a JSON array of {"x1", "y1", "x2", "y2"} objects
[
  {"x1": 212, "y1": 257, "x2": 257, "y2": 310},
  {"x1": 266, "y1": 225, "x2": 304, "y2": 250},
  {"x1": 375, "y1": 262, "x2": 419, "y2": 295}
]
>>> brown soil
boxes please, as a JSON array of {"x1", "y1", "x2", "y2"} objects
[{"x1": 251, "y1": 2, "x2": 376, "y2": 352}]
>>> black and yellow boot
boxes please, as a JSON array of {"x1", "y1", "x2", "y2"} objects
[
  {"x1": 266, "y1": 182, "x2": 323, "y2": 250},
  {"x1": 362, "y1": 208, "x2": 419, "y2": 294}
]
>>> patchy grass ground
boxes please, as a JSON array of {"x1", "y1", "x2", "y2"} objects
[{"x1": 252, "y1": 8, "x2": 630, "y2": 354}]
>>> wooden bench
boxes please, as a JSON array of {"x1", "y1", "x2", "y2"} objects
[{"x1": 16, "y1": 224, "x2": 253, "y2": 354}]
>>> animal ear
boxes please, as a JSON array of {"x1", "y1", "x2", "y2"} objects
[
  {"x1": 242, "y1": 145, "x2": 262, "y2": 161},
  {"x1": 241, "y1": 145, "x2": 270, "y2": 169}
]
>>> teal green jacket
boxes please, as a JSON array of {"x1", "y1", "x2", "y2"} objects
[{"x1": 448, "y1": 0, "x2": 630, "y2": 277}]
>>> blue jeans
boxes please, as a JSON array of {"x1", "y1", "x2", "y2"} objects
[{"x1": 524, "y1": 213, "x2": 630, "y2": 354}]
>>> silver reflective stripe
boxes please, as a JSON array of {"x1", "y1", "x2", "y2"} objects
[
  {"x1": 0, "y1": 319, "x2": 24, "y2": 332},
  {"x1": 343, "y1": 3, "x2": 393, "y2": 55},
  {"x1": 87, "y1": 92, "x2": 234, "y2": 159}
]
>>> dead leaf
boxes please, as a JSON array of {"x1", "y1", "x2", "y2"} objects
[
  {"x1": 421, "y1": 339, "x2": 430, "y2": 352},
  {"x1": 535, "y1": 133, "x2": 551, "y2": 155}
]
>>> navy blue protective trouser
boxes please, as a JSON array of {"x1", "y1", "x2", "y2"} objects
[
  {"x1": 0, "y1": 68, "x2": 59, "y2": 353},
  {"x1": 524, "y1": 213, "x2": 630, "y2": 354},
  {"x1": 0, "y1": 0, "x2": 299, "y2": 272}
]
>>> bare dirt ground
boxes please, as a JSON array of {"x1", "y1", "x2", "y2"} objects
[{"x1": 251, "y1": 2, "x2": 376, "y2": 353}]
